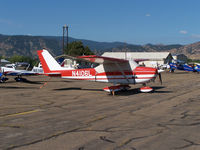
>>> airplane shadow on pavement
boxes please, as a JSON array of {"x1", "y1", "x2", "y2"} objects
[
  {"x1": 18, "y1": 78, "x2": 42, "y2": 84},
  {"x1": 53, "y1": 86, "x2": 172, "y2": 96},
  {"x1": 114, "y1": 86, "x2": 172, "y2": 96},
  {"x1": 0, "y1": 86, "x2": 38, "y2": 89},
  {"x1": 1, "y1": 78, "x2": 42, "y2": 84},
  {"x1": 54, "y1": 87, "x2": 103, "y2": 91}
]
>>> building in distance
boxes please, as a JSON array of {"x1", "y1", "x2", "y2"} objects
[{"x1": 102, "y1": 52, "x2": 173, "y2": 68}]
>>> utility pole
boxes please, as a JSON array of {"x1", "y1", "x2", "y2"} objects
[
  {"x1": 123, "y1": 42, "x2": 127, "y2": 60},
  {"x1": 62, "y1": 24, "x2": 69, "y2": 54},
  {"x1": 66, "y1": 25, "x2": 69, "y2": 53},
  {"x1": 62, "y1": 25, "x2": 65, "y2": 54}
]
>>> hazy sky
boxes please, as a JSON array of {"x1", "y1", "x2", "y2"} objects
[{"x1": 1, "y1": 0, "x2": 200, "y2": 45}]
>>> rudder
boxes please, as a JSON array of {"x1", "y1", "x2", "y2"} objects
[{"x1": 37, "y1": 49, "x2": 63, "y2": 73}]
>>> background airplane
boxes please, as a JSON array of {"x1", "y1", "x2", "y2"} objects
[
  {"x1": 0, "y1": 62, "x2": 42, "y2": 82},
  {"x1": 37, "y1": 49, "x2": 162, "y2": 95},
  {"x1": 169, "y1": 62, "x2": 200, "y2": 73}
]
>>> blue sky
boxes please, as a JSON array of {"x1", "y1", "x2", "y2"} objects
[{"x1": 0, "y1": 0, "x2": 200, "y2": 45}]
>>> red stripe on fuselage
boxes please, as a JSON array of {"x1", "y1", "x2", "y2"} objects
[
  {"x1": 96, "y1": 67, "x2": 157, "y2": 76},
  {"x1": 62, "y1": 77, "x2": 156, "y2": 80}
]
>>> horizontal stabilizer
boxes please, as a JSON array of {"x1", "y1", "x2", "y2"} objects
[{"x1": 44, "y1": 72, "x2": 61, "y2": 77}]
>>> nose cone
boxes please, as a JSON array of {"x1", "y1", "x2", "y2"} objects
[{"x1": 158, "y1": 69, "x2": 165, "y2": 73}]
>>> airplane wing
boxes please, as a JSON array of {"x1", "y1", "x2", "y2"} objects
[
  {"x1": 55, "y1": 54, "x2": 77, "y2": 60},
  {"x1": 77, "y1": 55, "x2": 128, "y2": 64},
  {"x1": 5, "y1": 70, "x2": 38, "y2": 76},
  {"x1": 55, "y1": 54, "x2": 144, "y2": 64},
  {"x1": 78, "y1": 55, "x2": 133, "y2": 84}
]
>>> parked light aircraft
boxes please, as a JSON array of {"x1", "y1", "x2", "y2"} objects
[
  {"x1": 37, "y1": 49, "x2": 162, "y2": 95},
  {"x1": 169, "y1": 62, "x2": 200, "y2": 73},
  {"x1": 0, "y1": 63, "x2": 43, "y2": 81}
]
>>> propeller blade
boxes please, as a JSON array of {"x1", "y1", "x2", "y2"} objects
[
  {"x1": 158, "y1": 73, "x2": 162, "y2": 85},
  {"x1": 133, "y1": 72, "x2": 136, "y2": 84}
]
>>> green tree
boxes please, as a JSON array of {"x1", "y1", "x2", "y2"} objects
[
  {"x1": 64, "y1": 41, "x2": 94, "y2": 56},
  {"x1": 8, "y1": 55, "x2": 38, "y2": 66}
]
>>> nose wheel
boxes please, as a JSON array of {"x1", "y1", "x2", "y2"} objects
[
  {"x1": 140, "y1": 86, "x2": 153, "y2": 93},
  {"x1": 14, "y1": 76, "x2": 26, "y2": 82}
]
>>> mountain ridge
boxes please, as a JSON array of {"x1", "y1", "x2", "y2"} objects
[{"x1": 0, "y1": 34, "x2": 199, "y2": 59}]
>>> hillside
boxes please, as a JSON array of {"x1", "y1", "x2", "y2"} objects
[
  {"x1": 0, "y1": 34, "x2": 200, "y2": 59},
  {"x1": 0, "y1": 35, "x2": 61, "y2": 57},
  {"x1": 106, "y1": 44, "x2": 183, "y2": 53},
  {"x1": 169, "y1": 42, "x2": 200, "y2": 59},
  {"x1": 0, "y1": 34, "x2": 127, "y2": 57}
]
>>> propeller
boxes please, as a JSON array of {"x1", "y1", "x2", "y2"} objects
[
  {"x1": 133, "y1": 72, "x2": 136, "y2": 84},
  {"x1": 156, "y1": 69, "x2": 162, "y2": 85},
  {"x1": 158, "y1": 72, "x2": 162, "y2": 85}
]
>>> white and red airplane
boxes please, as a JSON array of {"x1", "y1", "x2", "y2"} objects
[{"x1": 37, "y1": 49, "x2": 162, "y2": 95}]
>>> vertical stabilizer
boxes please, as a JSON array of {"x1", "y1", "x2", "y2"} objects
[{"x1": 37, "y1": 49, "x2": 63, "y2": 73}]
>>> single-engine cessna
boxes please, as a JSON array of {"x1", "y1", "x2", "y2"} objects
[{"x1": 37, "y1": 49, "x2": 162, "y2": 95}]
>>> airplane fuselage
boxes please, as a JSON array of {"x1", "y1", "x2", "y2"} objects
[{"x1": 46, "y1": 66, "x2": 157, "y2": 85}]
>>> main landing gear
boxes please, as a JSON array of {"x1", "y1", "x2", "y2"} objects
[
  {"x1": 14, "y1": 76, "x2": 26, "y2": 82},
  {"x1": 103, "y1": 85, "x2": 131, "y2": 96}
]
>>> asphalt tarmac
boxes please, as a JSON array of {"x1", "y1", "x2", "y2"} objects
[{"x1": 0, "y1": 71, "x2": 200, "y2": 150}]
